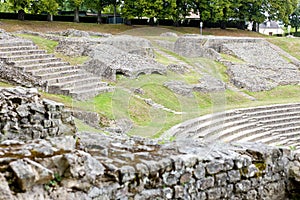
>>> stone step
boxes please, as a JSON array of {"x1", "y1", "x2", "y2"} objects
[
  {"x1": 217, "y1": 122, "x2": 260, "y2": 140},
  {"x1": 28, "y1": 65, "x2": 80, "y2": 75},
  {"x1": 252, "y1": 111, "x2": 300, "y2": 121},
  {"x1": 17, "y1": 61, "x2": 70, "y2": 71},
  {"x1": 246, "y1": 105, "x2": 300, "y2": 117},
  {"x1": 190, "y1": 114, "x2": 247, "y2": 138},
  {"x1": 3, "y1": 53, "x2": 54, "y2": 61},
  {"x1": 0, "y1": 49, "x2": 46, "y2": 57},
  {"x1": 222, "y1": 127, "x2": 267, "y2": 143},
  {"x1": 277, "y1": 130, "x2": 300, "y2": 139},
  {"x1": 62, "y1": 82, "x2": 109, "y2": 93},
  {"x1": 0, "y1": 40, "x2": 34, "y2": 47},
  {"x1": 270, "y1": 124, "x2": 300, "y2": 133},
  {"x1": 265, "y1": 120, "x2": 300, "y2": 130},
  {"x1": 46, "y1": 73, "x2": 91, "y2": 84},
  {"x1": 0, "y1": 45, "x2": 38, "y2": 52},
  {"x1": 260, "y1": 115, "x2": 300, "y2": 127},
  {"x1": 239, "y1": 130, "x2": 274, "y2": 143},
  {"x1": 69, "y1": 86, "x2": 115, "y2": 100},
  {"x1": 48, "y1": 77, "x2": 102, "y2": 89},
  {"x1": 35, "y1": 69, "x2": 85, "y2": 80},
  {"x1": 11, "y1": 57, "x2": 62, "y2": 66},
  {"x1": 269, "y1": 134, "x2": 300, "y2": 147}
]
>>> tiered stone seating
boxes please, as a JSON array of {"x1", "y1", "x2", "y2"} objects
[
  {"x1": 164, "y1": 103, "x2": 300, "y2": 151},
  {"x1": 0, "y1": 39, "x2": 113, "y2": 100}
]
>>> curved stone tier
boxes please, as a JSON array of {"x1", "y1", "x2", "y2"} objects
[{"x1": 164, "y1": 103, "x2": 300, "y2": 151}]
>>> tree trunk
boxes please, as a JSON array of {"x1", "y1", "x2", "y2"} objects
[
  {"x1": 220, "y1": 21, "x2": 226, "y2": 29},
  {"x1": 47, "y1": 13, "x2": 53, "y2": 22},
  {"x1": 296, "y1": 27, "x2": 298, "y2": 33},
  {"x1": 18, "y1": 9, "x2": 25, "y2": 20},
  {"x1": 149, "y1": 17, "x2": 155, "y2": 26},
  {"x1": 124, "y1": 18, "x2": 132, "y2": 25},
  {"x1": 74, "y1": 7, "x2": 80, "y2": 23},
  {"x1": 173, "y1": 20, "x2": 180, "y2": 27},
  {"x1": 238, "y1": 21, "x2": 245, "y2": 30},
  {"x1": 113, "y1": 4, "x2": 116, "y2": 24},
  {"x1": 252, "y1": 21, "x2": 257, "y2": 32},
  {"x1": 97, "y1": 9, "x2": 102, "y2": 24}
]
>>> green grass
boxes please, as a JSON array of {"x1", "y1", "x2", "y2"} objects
[
  {"x1": 141, "y1": 84, "x2": 181, "y2": 111},
  {"x1": 245, "y1": 85, "x2": 300, "y2": 104},
  {"x1": 268, "y1": 37, "x2": 300, "y2": 60},
  {"x1": 221, "y1": 53, "x2": 245, "y2": 64},
  {"x1": 17, "y1": 33, "x2": 58, "y2": 53},
  {"x1": 154, "y1": 50, "x2": 172, "y2": 65},
  {"x1": 128, "y1": 97, "x2": 151, "y2": 126},
  {"x1": 16, "y1": 34, "x2": 89, "y2": 65},
  {"x1": 74, "y1": 118, "x2": 104, "y2": 133}
]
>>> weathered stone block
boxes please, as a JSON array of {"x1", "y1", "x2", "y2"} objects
[
  {"x1": 206, "y1": 161, "x2": 224, "y2": 175},
  {"x1": 197, "y1": 176, "x2": 214, "y2": 190},
  {"x1": 194, "y1": 163, "x2": 205, "y2": 179},
  {"x1": 227, "y1": 170, "x2": 241, "y2": 183},
  {"x1": 235, "y1": 180, "x2": 251, "y2": 193}
]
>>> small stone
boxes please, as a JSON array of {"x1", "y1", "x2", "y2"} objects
[
  {"x1": 227, "y1": 170, "x2": 241, "y2": 183},
  {"x1": 207, "y1": 187, "x2": 222, "y2": 200},
  {"x1": 215, "y1": 172, "x2": 227, "y2": 186},
  {"x1": 206, "y1": 161, "x2": 223, "y2": 174},
  {"x1": 235, "y1": 180, "x2": 251, "y2": 193},
  {"x1": 163, "y1": 172, "x2": 178, "y2": 186},
  {"x1": 180, "y1": 172, "x2": 192, "y2": 184},
  {"x1": 197, "y1": 176, "x2": 214, "y2": 190},
  {"x1": 174, "y1": 185, "x2": 184, "y2": 199},
  {"x1": 163, "y1": 187, "x2": 173, "y2": 199},
  {"x1": 120, "y1": 166, "x2": 136, "y2": 183},
  {"x1": 0, "y1": 173, "x2": 14, "y2": 200},
  {"x1": 194, "y1": 163, "x2": 205, "y2": 179}
]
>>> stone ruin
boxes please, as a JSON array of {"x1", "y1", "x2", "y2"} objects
[
  {"x1": 83, "y1": 44, "x2": 166, "y2": 81},
  {"x1": 0, "y1": 87, "x2": 298, "y2": 199},
  {"x1": 53, "y1": 33, "x2": 166, "y2": 80},
  {"x1": 164, "y1": 75, "x2": 226, "y2": 97},
  {"x1": 0, "y1": 87, "x2": 76, "y2": 141},
  {"x1": 171, "y1": 35, "x2": 300, "y2": 92}
]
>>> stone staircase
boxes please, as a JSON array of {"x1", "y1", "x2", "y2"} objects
[
  {"x1": 0, "y1": 39, "x2": 113, "y2": 100},
  {"x1": 164, "y1": 103, "x2": 300, "y2": 151}
]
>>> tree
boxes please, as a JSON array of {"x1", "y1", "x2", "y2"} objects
[
  {"x1": 85, "y1": 0, "x2": 110, "y2": 23},
  {"x1": 6, "y1": 0, "x2": 32, "y2": 20},
  {"x1": 109, "y1": 0, "x2": 121, "y2": 24},
  {"x1": 268, "y1": 0, "x2": 298, "y2": 24},
  {"x1": 171, "y1": 0, "x2": 193, "y2": 26},
  {"x1": 290, "y1": 3, "x2": 300, "y2": 32},
  {"x1": 40, "y1": 0, "x2": 59, "y2": 21},
  {"x1": 69, "y1": 0, "x2": 85, "y2": 22},
  {"x1": 121, "y1": 0, "x2": 144, "y2": 24}
]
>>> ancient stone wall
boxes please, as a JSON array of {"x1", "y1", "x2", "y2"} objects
[
  {"x1": 1, "y1": 130, "x2": 299, "y2": 199},
  {"x1": 0, "y1": 60, "x2": 46, "y2": 90},
  {"x1": 0, "y1": 87, "x2": 76, "y2": 141},
  {"x1": 174, "y1": 35, "x2": 221, "y2": 59}
]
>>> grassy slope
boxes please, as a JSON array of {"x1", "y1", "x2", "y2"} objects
[{"x1": 1, "y1": 20, "x2": 299, "y2": 137}]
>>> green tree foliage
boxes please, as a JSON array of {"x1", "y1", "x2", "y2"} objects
[
  {"x1": 268, "y1": 0, "x2": 298, "y2": 24},
  {"x1": 85, "y1": 0, "x2": 110, "y2": 23},
  {"x1": 40, "y1": 0, "x2": 59, "y2": 21},
  {"x1": 290, "y1": 3, "x2": 300, "y2": 32},
  {"x1": 69, "y1": 0, "x2": 85, "y2": 22},
  {"x1": 6, "y1": 0, "x2": 32, "y2": 20}
]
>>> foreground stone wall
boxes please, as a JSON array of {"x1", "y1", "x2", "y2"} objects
[
  {"x1": 1, "y1": 130, "x2": 299, "y2": 199},
  {"x1": 0, "y1": 60, "x2": 46, "y2": 90},
  {"x1": 0, "y1": 87, "x2": 76, "y2": 141}
]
